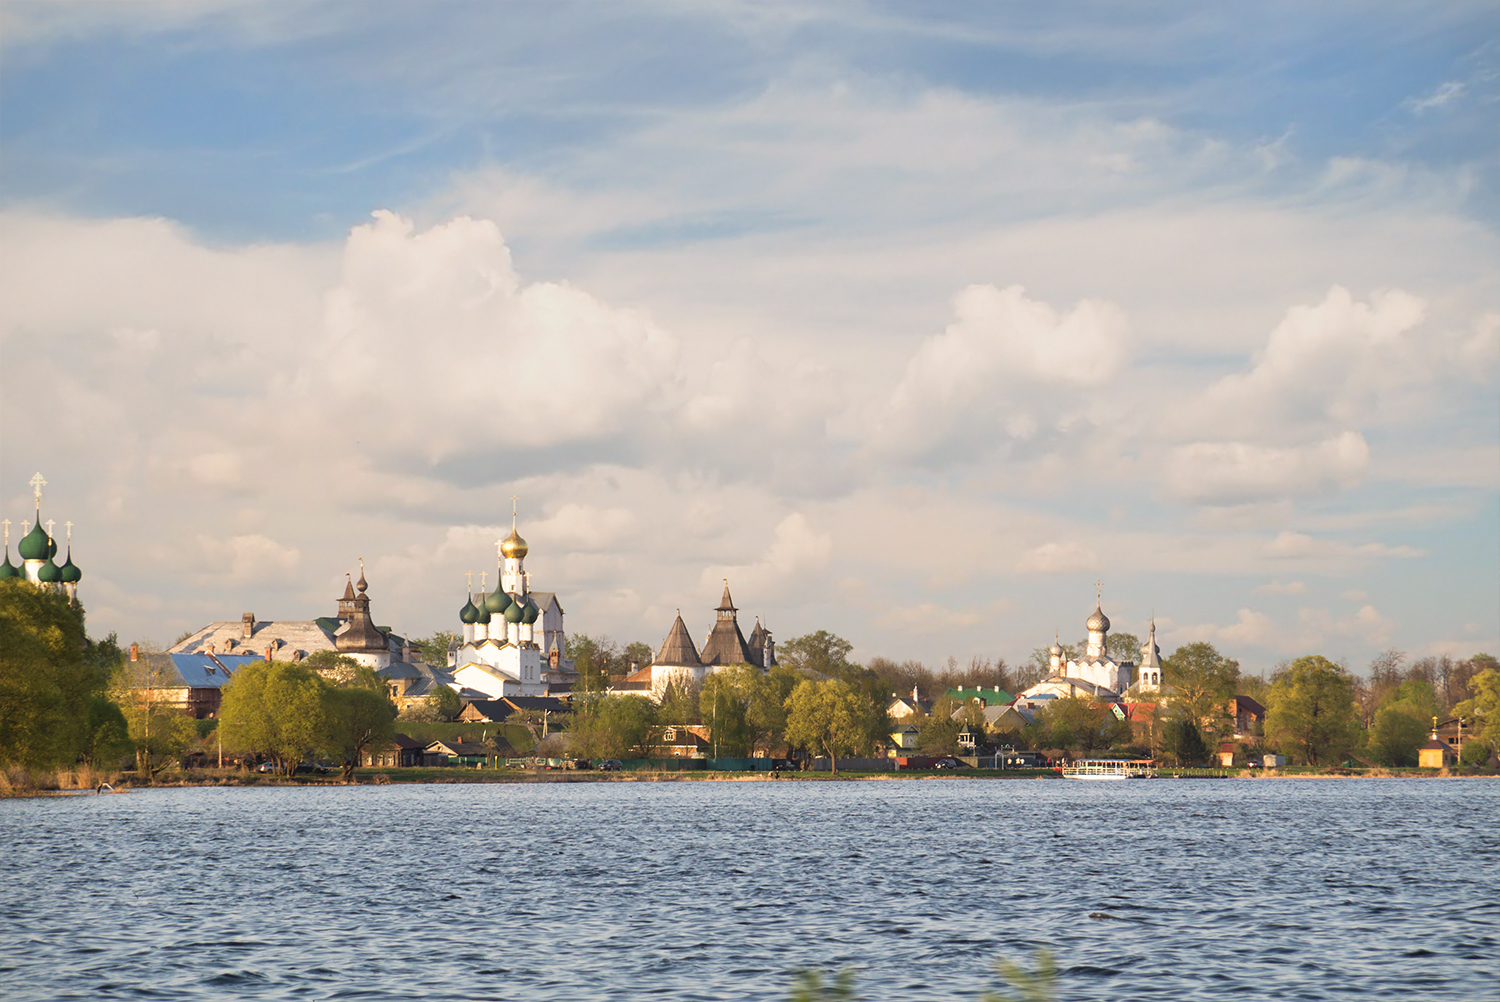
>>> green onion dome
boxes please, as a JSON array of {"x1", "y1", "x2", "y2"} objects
[
  {"x1": 460, "y1": 596, "x2": 480, "y2": 624},
  {"x1": 484, "y1": 586, "x2": 513, "y2": 617},
  {"x1": 521, "y1": 597, "x2": 539, "y2": 625},
  {"x1": 503, "y1": 592, "x2": 526, "y2": 623},
  {"x1": 37, "y1": 556, "x2": 62, "y2": 583},
  {"x1": 0, "y1": 552, "x2": 19, "y2": 579},
  {"x1": 18, "y1": 522, "x2": 54, "y2": 561},
  {"x1": 474, "y1": 601, "x2": 492, "y2": 625},
  {"x1": 58, "y1": 551, "x2": 81, "y2": 584}
]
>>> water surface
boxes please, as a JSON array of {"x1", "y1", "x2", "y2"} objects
[{"x1": 2, "y1": 778, "x2": 1496, "y2": 1000}]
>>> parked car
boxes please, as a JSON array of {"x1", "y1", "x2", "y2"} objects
[
  {"x1": 1244, "y1": 758, "x2": 1263, "y2": 769},
  {"x1": 293, "y1": 763, "x2": 329, "y2": 775},
  {"x1": 935, "y1": 757, "x2": 966, "y2": 769},
  {"x1": 599, "y1": 759, "x2": 623, "y2": 771},
  {"x1": 256, "y1": 762, "x2": 277, "y2": 773}
]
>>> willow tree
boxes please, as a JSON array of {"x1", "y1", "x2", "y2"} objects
[
  {"x1": 785, "y1": 678, "x2": 867, "y2": 775},
  {"x1": 1265, "y1": 655, "x2": 1360, "y2": 766},
  {"x1": 220, "y1": 660, "x2": 328, "y2": 775}
]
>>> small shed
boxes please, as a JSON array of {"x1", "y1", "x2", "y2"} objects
[{"x1": 1418, "y1": 737, "x2": 1456, "y2": 769}]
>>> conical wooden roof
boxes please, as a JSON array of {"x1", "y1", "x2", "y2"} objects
[{"x1": 654, "y1": 613, "x2": 702, "y2": 667}]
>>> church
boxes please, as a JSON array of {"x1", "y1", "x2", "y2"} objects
[
  {"x1": 1017, "y1": 593, "x2": 1163, "y2": 705},
  {"x1": 444, "y1": 507, "x2": 576, "y2": 699},
  {"x1": 1, "y1": 473, "x2": 85, "y2": 606},
  {"x1": 615, "y1": 581, "x2": 776, "y2": 701}
]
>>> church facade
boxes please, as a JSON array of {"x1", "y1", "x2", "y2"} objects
[
  {"x1": 446, "y1": 509, "x2": 576, "y2": 699},
  {"x1": 1, "y1": 473, "x2": 84, "y2": 606},
  {"x1": 1020, "y1": 595, "x2": 1163, "y2": 705}
]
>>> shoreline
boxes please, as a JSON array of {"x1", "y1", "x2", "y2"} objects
[{"x1": 9, "y1": 767, "x2": 1496, "y2": 796}]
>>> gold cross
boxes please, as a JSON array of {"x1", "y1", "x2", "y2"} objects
[
  {"x1": 1095, "y1": 579, "x2": 1102, "y2": 603},
  {"x1": 480, "y1": 571, "x2": 487, "y2": 591},
  {"x1": 65, "y1": 521, "x2": 73, "y2": 543},
  {"x1": 465, "y1": 571, "x2": 473, "y2": 591},
  {"x1": 29, "y1": 472, "x2": 46, "y2": 501},
  {"x1": 1, "y1": 519, "x2": 9, "y2": 546},
  {"x1": 45, "y1": 519, "x2": 55, "y2": 540}
]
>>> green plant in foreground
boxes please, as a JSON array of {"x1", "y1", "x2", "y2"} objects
[
  {"x1": 789, "y1": 950, "x2": 1056, "y2": 1002},
  {"x1": 983, "y1": 950, "x2": 1057, "y2": 1002}
]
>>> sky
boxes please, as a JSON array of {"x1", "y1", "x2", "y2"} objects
[{"x1": 2, "y1": 1, "x2": 1497, "y2": 677}]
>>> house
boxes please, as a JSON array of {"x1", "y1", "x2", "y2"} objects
[
  {"x1": 364, "y1": 734, "x2": 424, "y2": 768},
  {"x1": 1228, "y1": 696, "x2": 1267, "y2": 737},
  {"x1": 887, "y1": 688, "x2": 931, "y2": 721},
  {"x1": 946, "y1": 686, "x2": 1012, "y2": 707},
  {"x1": 888, "y1": 723, "x2": 920, "y2": 754},
  {"x1": 457, "y1": 699, "x2": 514, "y2": 723},
  {"x1": 957, "y1": 723, "x2": 983, "y2": 750},
  {"x1": 652, "y1": 725, "x2": 711, "y2": 757},
  {"x1": 1217, "y1": 741, "x2": 1237, "y2": 768},
  {"x1": 424, "y1": 739, "x2": 493, "y2": 767},
  {"x1": 123, "y1": 646, "x2": 267, "y2": 719}
]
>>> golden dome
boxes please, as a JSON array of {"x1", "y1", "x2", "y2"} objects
[{"x1": 500, "y1": 528, "x2": 528, "y2": 559}]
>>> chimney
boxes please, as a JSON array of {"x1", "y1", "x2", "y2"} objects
[
  {"x1": 264, "y1": 646, "x2": 273, "y2": 662},
  {"x1": 912, "y1": 685, "x2": 919, "y2": 702},
  {"x1": 130, "y1": 643, "x2": 138, "y2": 662},
  {"x1": 207, "y1": 643, "x2": 215, "y2": 655},
  {"x1": 242, "y1": 613, "x2": 255, "y2": 638}
]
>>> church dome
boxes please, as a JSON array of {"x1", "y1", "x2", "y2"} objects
[
  {"x1": 459, "y1": 597, "x2": 479, "y2": 624},
  {"x1": 0, "y1": 553, "x2": 19, "y2": 579},
  {"x1": 474, "y1": 603, "x2": 492, "y2": 624},
  {"x1": 500, "y1": 528, "x2": 528, "y2": 559},
  {"x1": 1086, "y1": 604, "x2": 1110, "y2": 633},
  {"x1": 484, "y1": 587, "x2": 512, "y2": 616},
  {"x1": 1048, "y1": 642, "x2": 1062, "y2": 656},
  {"x1": 58, "y1": 552, "x2": 81, "y2": 584},
  {"x1": 18, "y1": 522, "x2": 54, "y2": 561},
  {"x1": 520, "y1": 597, "x2": 539, "y2": 624},
  {"x1": 36, "y1": 557, "x2": 62, "y2": 583},
  {"x1": 503, "y1": 593, "x2": 526, "y2": 623}
]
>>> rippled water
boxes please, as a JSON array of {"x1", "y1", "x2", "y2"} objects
[{"x1": 2, "y1": 778, "x2": 1497, "y2": 1001}]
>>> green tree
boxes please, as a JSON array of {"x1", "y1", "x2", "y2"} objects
[
  {"x1": 784, "y1": 678, "x2": 867, "y2": 775},
  {"x1": 1264, "y1": 655, "x2": 1361, "y2": 766},
  {"x1": 779, "y1": 631, "x2": 857, "y2": 679},
  {"x1": 1162, "y1": 642, "x2": 1240, "y2": 737},
  {"x1": 411, "y1": 630, "x2": 461, "y2": 667},
  {"x1": 569, "y1": 693, "x2": 659, "y2": 759},
  {"x1": 428, "y1": 684, "x2": 462, "y2": 722},
  {"x1": 701, "y1": 672, "x2": 751, "y2": 757},
  {"x1": 917, "y1": 696, "x2": 963, "y2": 754},
  {"x1": 1107, "y1": 632, "x2": 1141, "y2": 664},
  {"x1": 302, "y1": 649, "x2": 361, "y2": 685},
  {"x1": 567, "y1": 633, "x2": 619, "y2": 693},
  {"x1": 1453, "y1": 665, "x2": 1500, "y2": 753},
  {"x1": 0, "y1": 583, "x2": 116, "y2": 769},
  {"x1": 112, "y1": 645, "x2": 197, "y2": 778},
  {"x1": 659, "y1": 675, "x2": 700, "y2": 725},
  {"x1": 1036, "y1": 696, "x2": 1130, "y2": 755},
  {"x1": 324, "y1": 667, "x2": 397, "y2": 781},
  {"x1": 219, "y1": 660, "x2": 329, "y2": 775},
  {"x1": 1366, "y1": 702, "x2": 1429, "y2": 766},
  {"x1": 1158, "y1": 716, "x2": 1209, "y2": 766}
]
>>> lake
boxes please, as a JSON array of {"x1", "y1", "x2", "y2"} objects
[{"x1": 2, "y1": 778, "x2": 1496, "y2": 1000}]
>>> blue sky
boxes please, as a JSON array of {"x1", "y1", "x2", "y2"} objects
[{"x1": 2, "y1": 1, "x2": 1496, "y2": 675}]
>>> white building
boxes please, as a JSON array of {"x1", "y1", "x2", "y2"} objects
[
  {"x1": 616, "y1": 582, "x2": 776, "y2": 701},
  {"x1": 447, "y1": 509, "x2": 575, "y2": 698}
]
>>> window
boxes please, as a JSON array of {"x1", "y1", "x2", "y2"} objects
[{"x1": 663, "y1": 728, "x2": 676, "y2": 742}]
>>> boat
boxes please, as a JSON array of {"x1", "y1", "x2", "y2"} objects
[{"x1": 1060, "y1": 758, "x2": 1157, "y2": 780}]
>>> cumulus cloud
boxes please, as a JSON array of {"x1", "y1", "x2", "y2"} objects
[
  {"x1": 698, "y1": 512, "x2": 832, "y2": 599},
  {"x1": 1165, "y1": 432, "x2": 1369, "y2": 504},
  {"x1": 873, "y1": 284, "x2": 1128, "y2": 460},
  {"x1": 1264, "y1": 531, "x2": 1426, "y2": 562},
  {"x1": 192, "y1": 533, "x2": 301, "y2": 582}
]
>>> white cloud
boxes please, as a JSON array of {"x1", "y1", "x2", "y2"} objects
[
  {"x1": 699, "y1": 512, "x2": 833, "y2": 600},
  {"x1": 873, "y1": 284, "x2": 1127, "y2": 460},
  {"x1": 1016, "y1": 542, "x2": 1098, "y2": 574},
  {"x1": 1165, "y1": 432, "x2": 1369, "y2": 505},
  {"x1": 192, "y1": 533, "x2": 301, "y2": 583},
  {"x1": 1257, "y1": 580, "x2": 1306, "y2": 595}
]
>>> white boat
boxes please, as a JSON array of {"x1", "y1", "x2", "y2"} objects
[{"x1": 1061, "y1": 758, "x2": 1157, "y2": 780}]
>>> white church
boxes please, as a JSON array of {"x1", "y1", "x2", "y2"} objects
[
  {"x1": 445, "y1": 508, "x2": 575, "y2": 698},
  {"x1": 1017, "y1": 593, "x2": 1163, "y2": 705}
]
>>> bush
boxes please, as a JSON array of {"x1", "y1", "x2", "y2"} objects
[{"x1": 1461, "y1": 740, "x2": 1492, "y2": 767}]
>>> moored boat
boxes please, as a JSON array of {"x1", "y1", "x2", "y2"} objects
[{"x1": 1060, "y1": 758, "x2": 1157, "y2": 780}]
